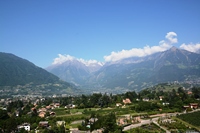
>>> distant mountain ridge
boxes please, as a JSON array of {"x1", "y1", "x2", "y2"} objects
[
  {"x1": 0, "y1": 52, "x2": 79, "y2": 96},
  {"x1": 46, "y1": 57, "x2": 102, "y2": 86},
  {"x1": 92, "y1": 47, "x2": 200, "y2": 92},
  {"x1": 46, "y1": 47, "x2": 200, "y2": 93}
]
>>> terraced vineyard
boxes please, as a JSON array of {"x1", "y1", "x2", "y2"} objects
[
  {"x1": 177, "y1": 111, "x2": 200, "y2": 127},
  {"x1": 124, "y1": 123, "x2": 165, "y2": 133}
]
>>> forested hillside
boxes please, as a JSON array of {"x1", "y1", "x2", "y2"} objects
[
  {"x1": 0, "y1": 52, "x2": 79, "y2": 96},
  {"x1": 0, "y1": 52, "x2": 59, "y2": 86}
]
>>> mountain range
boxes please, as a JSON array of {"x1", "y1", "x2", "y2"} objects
[
  {"x1": 1, "y1": 47, "x2": 200, "y2": 96},
  {"x1": 46, "y1": 47, "x2": 200, "y2": 93},
  {"x1": 0, "y1": 52, "x2": 79, "y2": 96}
]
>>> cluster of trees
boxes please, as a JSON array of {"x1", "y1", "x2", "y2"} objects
[
  {"x1": 0, "y1": 109, "x2": 67, "y2": 133},
  {"x1": 35, "y1": 86, "x2": 200, "y2": 113},
  {"x1": 138, "y1": 87, "x2": 200, "y2": 110},
  {"x1": 0, "y1": 100, "x2": 44, "y2": 133},
  {"x1": 78, "y1": 112, "x2": 123, "y2": 132},
  {"x1": 37, "y1": 91, "x2": 138, "y2": 109}
]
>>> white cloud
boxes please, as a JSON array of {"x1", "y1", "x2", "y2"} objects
[
  {"x1": 180, "y1": 43, "x2": 200, "y2": 53},
  {"x1": 165, "y1": 32, "x2": 178, "y2": 44},
  {"x1": 52, "y1": 54, "x2": 104, "y2": 66},
  {"x1": 51, "y1": 32, "x2": 200, "y2": 66},
  {"x1": 79, "y1": 58, "x2": 104, "y2": 66},
  {"x1": 104, "y1": 32, "x2": 178, "y2": 62},
  {"x1": 52, "y1": 54, "x2": 75, "y2": 65}
]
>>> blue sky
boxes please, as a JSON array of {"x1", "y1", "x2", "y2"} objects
[{"x1": 1, "y1": 0, "x2": 200, "y2": 67}]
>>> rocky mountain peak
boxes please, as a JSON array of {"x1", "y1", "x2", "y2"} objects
[{"x1": 169, "y1": 46, "x2": 178, "y2": 52}]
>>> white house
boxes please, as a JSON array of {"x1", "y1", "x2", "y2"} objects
[
  {"x1": 18, "y1": 123, "x2": 30, "y2": 131},
  {"x1": 57, "y1": 121, "x2": 66, "y2": 127}
]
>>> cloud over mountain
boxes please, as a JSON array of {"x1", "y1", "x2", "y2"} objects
[
  {"x1": 180, "y1": 43, "x2": 200, "y2": 53},
  {"x1": 53, "y1": 54, "x2": 74, "y2": 65},
  {"x1": 165, "y1": 32, "x2": 178, "y2": 44},
  {"x1": 104, "y1": 32, "x2": 178, "y2": 62},
  {"x1": 52, "y1": 54, "x2": 104, "y2": 66},
  {"x1": 51, "y1": 32, "x2": 200, "y2": 65}
]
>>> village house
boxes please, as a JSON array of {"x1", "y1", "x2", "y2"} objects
[
  {"x1": 49, "y1": 104, "x2": 55, "y2": 109},
  {"x1": 38, "y1": 107, "x2": 47, "y2": 112},
  {"x1": 65, "y1": 104, "x2": 76, "y2": 109},
  {"x1": 31, "y1": 107, "x2": 36, "y2": 112},
  {"x1": 17, "y1": 123, "x2": 30, "y2": 131},
  {"x1": 84, "y1": 118, "x2": 98, "y2": 129},
  {"x1": 117, "y1": 117, "x2": 128, "y2": 126},
  {"x1": 136, "y1": 98, "x2": 140, "y2": 101},
  {"x1": 89, "y1": 118, "x2": 98, "y2": 124},
  {"x1": 15, "y1": 110, "x2": 20, "y2": 117},
  {"x1": 116, "y1": 103, "x2": 122, "y2": 107},
  {"x1": 39, "y1": 121, "x2": 49, "y2": 128},
  {"x1": 92, "y1": 128, "x2": 104, "y2": 133},
  {"x1": 133, "y1": 116, "x2": 141, "y2": 123},
  {"x1": 69, "y1": 128, "x2": 80, "y2": 133},
  {"x1": 46, "y1": 105, "x2": 52, "y2": 110},
  {"x1": 52, "y1": 103, "x2": 60, "y2": 108},
  {"x1": 50, "y1": 111, "x2": 56, "y2": 116},
  {"x1": 57, "y1": 121, "x2": 66, "y2": 127},
  {"x1": 187, "y1": 91, "x2": 193, "y2": 95},
  {"x1": 55, "y1": 103, "x2": 60, "y2": 108},
  {"x1": 162, "y1": 102, "x2": 169, "y2": 106},
  {"x1": 183, "y1": 105, "x2": 190, "y2": 110},
  {"x1": 52, "y1": 95, "x2": 57, "y2": 98},
  {"x1": 189, "y1": 103, "x2": 198, "y2": 109},
  {"x1": 38, "y1": 111, "x2": 46, "y2": 118},
  {"x1": 123, "y1": 98, "x2": 131, "y2": 104},
  {"x1": 183, "y1": 103, "x2": 198, "y2": 110},
  {"x1": 117, "y1": 116, "x2": 141, "y2": 126},
  {"x1": 159, "y1": 96, "x2": 164, "y2": 101},
  {"x1": 142, "y1": 98, "x2": 149, "y2": 102}
]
